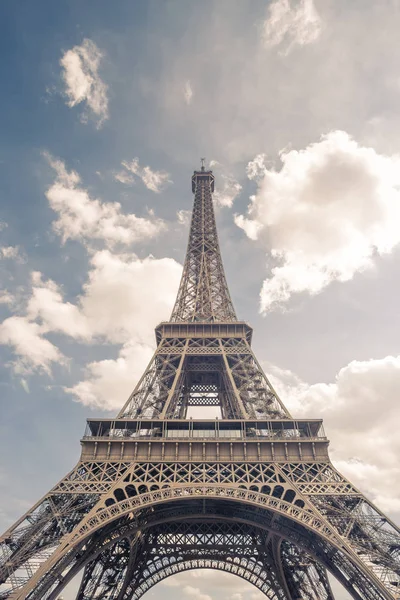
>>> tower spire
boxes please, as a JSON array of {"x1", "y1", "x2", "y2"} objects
[{"x1": 170, "y1": 165, "x2": 237, "y2": 323}]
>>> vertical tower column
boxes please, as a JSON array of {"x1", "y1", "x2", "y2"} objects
[{"x1": 171, "y1": 166, "x2": 237, "y2": 323}]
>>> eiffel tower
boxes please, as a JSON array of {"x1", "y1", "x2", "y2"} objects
[{"x1": 1, "y1": 164, "x2": 400, "y2": 600}]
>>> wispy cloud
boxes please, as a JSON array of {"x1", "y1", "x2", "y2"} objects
[
  {"x1": 176, "y1": 209, "x2": 191, "y2": 226},
  {"x1": 209, "y1": 160, "x2": 242, "y2": 208},
  {"x1": 20, "y1": 379, "x2": 30, "y2": 394},
  {"x1": 60, "y1": 38, "x2": 109, "y2": 127},
  {"x1": 45, "y1": 153, "x2": 165, "y2": 247},
  {"x1": 262, "y1": 0, "x2": 322, "y2": 55},
  {"x1": 113, "y1": 170, "x2": 135, "y2": 185},
  {"x1": 0, "y1": 225, "x2": 25, "y2": 264},
  {"x1": 184, "y1": 80, "x2": 193, "y2": 105},
  {"x1": 213, "y1": 174, "x2": 242, "y2": 208},
  {"x1": 116, "y1": 157, "x2": 172, "y2": 193}
]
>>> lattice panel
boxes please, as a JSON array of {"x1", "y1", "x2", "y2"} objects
[
  {"x1": 171, "y1": 172, "x2": 237, "y2": 323},
  {"x1": 76, "y1": 521, "x2": 334, "y2": 600},
  {"x1": 118, "y1": 335, "x2": 290, "y2": 420},
  {"x1": 0, "y1": 493, "x2": 98, "y2": 597}
]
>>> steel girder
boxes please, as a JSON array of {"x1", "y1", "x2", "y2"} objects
[
  {"x1": 117, "y1": 336, "x2": 289, "y2": 420},
  {"x1": 76, "y1": 520, "x2": 334, "y2": 600}
]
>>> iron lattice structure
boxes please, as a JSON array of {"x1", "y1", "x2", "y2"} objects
[{"x1": 1, "y1": 166, "x2": 400, "y2": 600}]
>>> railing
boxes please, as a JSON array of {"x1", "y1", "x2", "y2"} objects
[{"x1": 82, "y1": 420, "x2": 327, "y2": 442}]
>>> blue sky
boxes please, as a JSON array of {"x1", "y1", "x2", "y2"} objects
[{"x1": 2, "y1": 1, "x2": 400, "y2": 598}]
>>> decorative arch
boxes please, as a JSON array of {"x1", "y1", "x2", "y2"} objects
[
  {"x1": 20, "y1": 486, "x2": 394, "y2": 600},
  {"x1": 72, "y1": 485, "x2": 340, "y2": 546},
  {"x1": 129, "y1": 559, "x2": 285, "y2": 600},
  {"x1": 72, "y1": 517, "x2": 334, "y2": 600}
]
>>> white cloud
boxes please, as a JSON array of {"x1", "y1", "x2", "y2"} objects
[
  {"x1": 60, "y1": 38, "x2": 108, "y2": 127},
  {"x1": 236, "y1": 131, "x2": 400, "y2": 312},
  {"x1": 76, "y1": 251, "x2": 181, "y2": 345},
  {"x1": 270, "y1": 355, "x2": 400, "y2": 514},
  {"x1": 262, "y1": 0, "x2": 323, "y2": 55},
  {"x1": 0, "y1": 246, "x2": 22, "y2": 261},
  {"x1": 45, "y1": 154, "x2": 165, "y2": 247},
  {"x1": 0, "y1": 290, "x2": 14, "y2": 305},
  {"x1": 0, "y1": 316, "x2": 65, "y2": 375},
  {"x1": 28, "y1": 250, "x2": 181, "y2": 348},
  {"x1": 234, "y1": 211, "x2": 263, "y2": 241},
  {"x1": 118, "y1": 158, "x2": 172, "y2": 193},
  {"x1": 65, "y1": 341, "x2": 154, "y2": 411},
  {"x1": 184, "y1": 80, "x2": 194, "y2": 105},
  {"x1": 27, "y1": 272, "x2": 91, "y2": 340},
  {"x1": 113, "y1": 170, "x2": 135, "y2": 186},
  {"x1": 208, "y1": 161, "x2": 242, "y2": 208},
  {"x1": 177, "y1": 209, "x2": 191, "y2": 226},
  {"x1": 246, "y1": 154, "x2": 272, "y2": 182},
  {"x1": 214, "y1": 174, "x2": 242, "y2": 208},
  {"x1": 20, "y1": 379, "x2": 30, "y2": 394}
]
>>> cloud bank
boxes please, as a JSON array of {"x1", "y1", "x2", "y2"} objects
[
  {"x1": 269, "y1": 355, "x2": 400, "y2": 515},
  {"x1": 236, "y1": 131, "x2": 400, "y2": 312},
  {"x1": 0, "y1": 251, "x2": 182, "y2": 406}
]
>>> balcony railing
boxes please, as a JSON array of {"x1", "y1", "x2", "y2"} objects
[{"x1": 83, "y1": 419, "x2": 326, "y2": 442}]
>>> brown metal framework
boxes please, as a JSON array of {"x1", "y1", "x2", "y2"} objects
[{"x1": 0, "y1": 165, "x2": 400, "y2": 599}]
